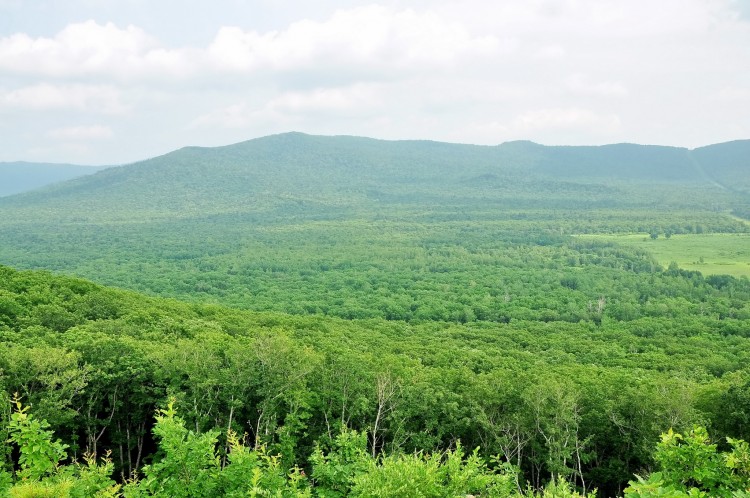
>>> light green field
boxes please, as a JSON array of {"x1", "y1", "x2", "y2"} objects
[{"x1": 579, "y1": 233, "x2": 750, "y2": 278}]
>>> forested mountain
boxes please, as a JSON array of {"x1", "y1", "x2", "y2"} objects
[
  {"x1": 2, "y1": 134, "x2": 748, "y2": 219},
  {"x1": 0, "y1": 161, "x2": 105, "y2": 197},
  {"x1": 0, "y1": 133, "x2": 748, "y2": 319},
  {"x1": 1, "y1": 133, "x2": 749, "y2": 495},
  {"x1": 692, "y1": 139, "x2": 750, "y2": 193}
]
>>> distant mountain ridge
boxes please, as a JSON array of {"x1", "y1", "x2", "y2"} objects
[
  {"x1": 0, "y1": 161, "x2": 106, "y2": 197},
  {"x1": 691, "y1": 140, "x2": 750, "y2": 192},
  {"x1": 1, "y1": 133, "x2": 748, "y2": 222}
]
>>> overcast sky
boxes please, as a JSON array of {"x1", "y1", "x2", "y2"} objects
[{"x1": 1, "y1": 0, "x2": 749, "y2": 165}]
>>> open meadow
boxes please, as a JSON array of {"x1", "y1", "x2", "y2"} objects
[{"x1": 578, "y1": 233, "x2": 750, "y2": 278}]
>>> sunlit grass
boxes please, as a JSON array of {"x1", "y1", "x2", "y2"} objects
[{"x1": 579, "y1": 233, "x2": 750, "y2": 278}]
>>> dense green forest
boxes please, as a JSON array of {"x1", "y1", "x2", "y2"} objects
[
  {"x1": 0, "y1": 134, "x2": 748, "y2": 320},
  {"x1": 1, "y1": 134, "x2": 749, "y2": 496},
  {"x1": 1, "y1": 264, "x2": 750, "y2": 496},
  {"x1": 0, "y1": 262, "x2": 750, "y2": 496}
]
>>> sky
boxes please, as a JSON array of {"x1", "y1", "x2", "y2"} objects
[{"x1": 1, "y1": 0, "x2": 749, "y2": 165}]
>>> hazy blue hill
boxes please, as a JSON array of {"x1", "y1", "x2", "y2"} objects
[
  {"x1": 168, "y1": 132, "x2": 533, "y2": 187},
  {"x1": 691, "y1": 139, "x2": 750, "y2": 193},
  {"x1": 0, "y1": 161, "x2": 105, "y2": 197},
  {"x1": 0, "y1": 133, "x2": 546, "y2": 222},
  {"x1": 531, "y1": 143, "x2": 701, "y2": 182},
  {"x1": 3, "y1": 133, "x2": 744, "y2": 224}
]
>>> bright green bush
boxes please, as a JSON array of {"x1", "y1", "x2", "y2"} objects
[
  {"x1": 122, "y1": 400, "x2": 221, "y2": 498},
  {"x1": 219, "y1": 431, "x2": 311, "y2": 498},
  {"x1": 7, "y1": 394, "x2": 68, "y2": 481},
  {"x1": 529, "y1": 477, "x2": 595, "y2": 498},
  {"x1": 5, "y1": 396, "x2": 120, "y2": 497},
  {"x1": 350, "y1": 442, "x2": 517, "y2": 498},
  {"x1": 624, "y1": 427, "x2": 750, "y2": 498},
  {"x1": 310, "y1": 429, "x2": 370, "y2": 497}
]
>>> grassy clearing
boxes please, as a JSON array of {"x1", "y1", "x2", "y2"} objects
[{"x1": 579, "y1": 233, "x2": 750, "y2": 278}]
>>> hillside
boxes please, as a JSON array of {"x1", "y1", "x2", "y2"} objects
[
  {"x1": 3, "y1": 133, "x2": 747, "y2": 222},
  {"x1": 692, "y1": 139, "x2": 750, "y2": 193},
  {"x1": 0, "y1": 161, "x2": 105, "y2": 197},
  {"x1": 0, "y1": 264, "x2": 749, "y2": 495},
  {"x1": 0, "y1": 133, "x2": 748, "y2": 317}
]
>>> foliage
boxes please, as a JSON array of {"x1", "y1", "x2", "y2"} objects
[
  {"x1": 6, "y1": 394, "x2": 68, "y2": 480},
  {"x1": 349, "y1": 443, "x2": 518, "y2": 498},
  {"x1": 4, "y1": 398, "x2": 119, "y2": 497},
  {"x1": 580, "y1": 233, "x2": 750, "y2": 279},
  {"x1": 310, "y1": 429, "x2": 371, "y2": 497},
  {"x1": 1, "y1": 136, "x2": 748, "y2": 326},
  {"x1": 119, "y1": 400, "x2": 313, "y2": 498},
  {"x1": 624, "y1": 427, "x2": 750, "y2": 498},
  {"x1": 1, "y1": 136, "x2": 750, "y2": 495},
  {"x1": 3, "y1": 394, "x2": 750, "y2": 497},
  {"x1": 531, "y1": 477, "x2": 595, "y2": 498},
  {"x1": 126, "y1": 399, "x2": 221, "y2": 497}
]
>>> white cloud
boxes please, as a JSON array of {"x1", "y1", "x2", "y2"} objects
[
  {"x1": 711, "y1": 86, "x2": 750, "y2": 101},
  {"x1": 533, "y1": 45, "x2": 566, "y2": 59},
  {"x1": 190, "y1": 102, "x2": 254, "y2": 129},
  {"x1": 513, "y1": 108, "x2": 622, "y2": 134},
  {"x1": 0, "y1": 8, "x2": 502, "y2": 82},
  {"x1": 191, "y1": 84, "x2": 383, "y2": 130},
  {"x1": 0, "y1": 1, "x2": 749, "y2": 163},
  {"x1": 48, "y1": 124, "x2": 113, "y2": 140},
  {"x1": 565, "y1": 74, "x2": 629, "y2": 97},
  {"x1": 267, "y1": 84, "x2": 383, "y2": 115},
  {"x1": 0, "y1": 20, "x2": 194, "y2": 79},
  {"x1": 451, "y1": 108, "x2": 624, "y2": 146},
  {"x1": 206, "y1": 5, "x2": 502, "y2": 73},
  {"x1": 447, "y1": 0, "x2": 732, "y2": 38},
  {"x1": 0, "y1": 83, "x2": 128, "y2": 113}
]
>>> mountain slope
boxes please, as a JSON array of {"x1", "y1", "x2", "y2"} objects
[
  {"x1": 531, "y1": 143, "x2": 701, "y2": 181},
  {"x1": 692, "y1": 139, "x2": 750, "y2": 193},
  {"x1": 1, "y1": 133, "x2": 744, "y2": 223},
  {"x1": 2, "y1": 133, "x2": 529, "y2": 208}
]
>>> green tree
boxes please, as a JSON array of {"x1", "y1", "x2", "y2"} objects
[
  {"x1": 7, "y1": 394, "x2": 68, "y2": 481},
  {"x1": 130, "y1": 399, "x2": 221, "y2": 498}
]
